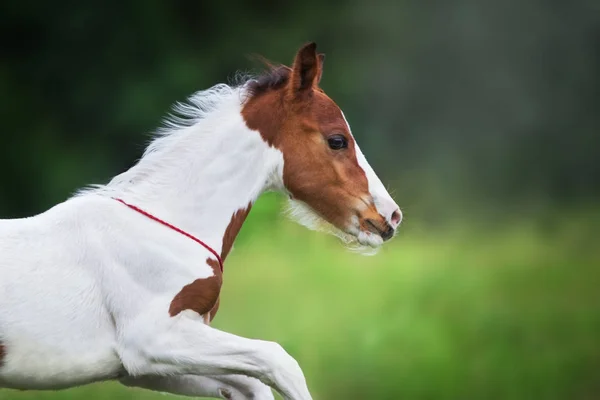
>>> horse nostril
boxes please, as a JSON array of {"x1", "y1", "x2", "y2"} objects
[{"x1": 390, "y1": 209, "x2": 402, "y2": 226}]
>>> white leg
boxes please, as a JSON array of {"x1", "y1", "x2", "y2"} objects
[
  {"x1": 118, "y1": 311, "x2": 311, "y2": 400},
  {"x1": 121, "y1": 374, "x2": 274, "y2": 400},
  {"x1": 216, "y1": 375, "x2": 275, "y2": 400},
  {"x1": 121, "y1": 375, "x2": 230, "y2": 399}
]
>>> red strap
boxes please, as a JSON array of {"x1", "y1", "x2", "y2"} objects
[{"x1": 114, "y1": 198, "x2": 224, "y2": 272}]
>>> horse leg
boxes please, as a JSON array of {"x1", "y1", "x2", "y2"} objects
[
  {"x1": 120, "y1": 374, "x2": 274, "y2": 400},
  {"x1": 118, "y1": 312, "x2": 311, "y2": 400}
]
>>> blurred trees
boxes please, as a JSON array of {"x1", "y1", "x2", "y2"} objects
[{"x1": 1, "y1": 0, "x2": 598, "y2": 218}]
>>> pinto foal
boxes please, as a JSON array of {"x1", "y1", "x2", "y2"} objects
[{"x1": 0, "y1": 43, "x2": 401, "y2": 400}]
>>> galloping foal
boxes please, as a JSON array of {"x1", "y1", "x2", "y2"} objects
[{"x1": 0, "y1": 43, "x2": 401, "y2": 400}]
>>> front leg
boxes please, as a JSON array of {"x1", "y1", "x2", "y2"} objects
[
  {"x1": 118, "y1": 310, "x2": 311, "y2": 400},
  {"x1": 121, "y1": 374, "x2": 274, "y2": 400}
]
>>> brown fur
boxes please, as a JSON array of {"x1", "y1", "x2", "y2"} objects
[
  {"x1": 242, "y1": 43, "x2": 386, "y2": 232},
  {"x1": 205, "y1": 204, "x2": 252, "y2": 322},
  {"x1": 169, "y1": 258, "x2": 222, "y2": 319},
  {"x1": 221, "y1": 203, "x2": 252, "y2": 260},
  {"x1": 168, "y1": 204, "x2": 253, "y2": 322}
]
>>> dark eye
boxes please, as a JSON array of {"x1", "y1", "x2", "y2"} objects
[{"x1": 327, "y1": 135, "x2": 348, "y2": 150}]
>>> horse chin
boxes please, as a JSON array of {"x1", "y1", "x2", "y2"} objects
[
  {"x1": 356, "y1": 231, "x2": 384, "y2": 248},
  {"x1": 285, "y1": 199, "x2": 381, "y2": 256}
]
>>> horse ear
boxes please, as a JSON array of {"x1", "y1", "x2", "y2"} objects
[
  {"x1": 316, "y1": 53, "x2": 325, "y2": 84},
  {"x1": 290, "y1": 42, "x2": 319, "y2": 92}
]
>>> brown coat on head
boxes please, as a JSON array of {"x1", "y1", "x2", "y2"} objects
[{"x1": 242, "y1": 43, "x2": 379, "y2": 235}]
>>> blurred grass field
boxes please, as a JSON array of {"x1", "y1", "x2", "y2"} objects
[{"x1": 2, "y1": 195, "x2": 599, "y2": 400}]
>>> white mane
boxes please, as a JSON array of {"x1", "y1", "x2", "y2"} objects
[{"x1": 76, "y1": 82, "x2": 252, "y2": 199}]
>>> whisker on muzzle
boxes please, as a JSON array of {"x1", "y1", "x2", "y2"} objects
[{"x1": 284, "y1": 199, "x2": 381, "y2": 255}]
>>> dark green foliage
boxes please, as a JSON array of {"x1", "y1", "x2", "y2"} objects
[{"x1": 0, "y1": 1, "x2": 599, "y2": 218}]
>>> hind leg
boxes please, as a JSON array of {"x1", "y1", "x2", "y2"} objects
[{"x1": 121, "y1": 374, "x2": 274, "y2": 400}]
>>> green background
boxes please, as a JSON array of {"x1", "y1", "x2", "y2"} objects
[{"x1": 1, "y1": 1, "x2": 599, "y2": 399}]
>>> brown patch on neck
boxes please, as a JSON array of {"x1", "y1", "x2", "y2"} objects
[
  {"x1": 0, "y1": 343, "x2": 5, "y2": 366},
  {"x1": 241, "y1": 89, "x2": 284, "y2": 147},
  {"x1": 169, "y1": 258, "x2": 222, "y2": 321},
  {"x1": 221, "y1": 203, "x2": 252, "y2": 260}
]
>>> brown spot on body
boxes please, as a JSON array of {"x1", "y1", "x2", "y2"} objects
[
  {"x1": 206, "y1": 204, "x2": 252, "y2": 322},
  {"x1": 168, "y1": 204, "x2": 253, "y2": 323},
  {"x1": 169, "y1": 258, "x2": 222, "y2": 321},
  {"x1": 221, "y1": 203, "x2": 252, "y2": 260}
]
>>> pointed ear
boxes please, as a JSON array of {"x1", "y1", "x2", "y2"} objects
[
  {"x1": 316, "y1": 53, "x2": 325, "y2": 85},
  {"x1": 290, "y1": 42, "x2": 319, "y2": 92}
]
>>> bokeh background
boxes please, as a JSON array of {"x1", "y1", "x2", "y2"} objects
[{"x1": 1, "y1": 1, "x2": 599, "y2": 399}]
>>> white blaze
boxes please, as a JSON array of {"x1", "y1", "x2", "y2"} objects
[{"x1": 341, "y1": 112, "x2": 401, "y2": 227}]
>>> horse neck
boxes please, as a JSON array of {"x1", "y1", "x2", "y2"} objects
[{"x1": 104, "y1": 92, "x2": 284, "y2": 259}]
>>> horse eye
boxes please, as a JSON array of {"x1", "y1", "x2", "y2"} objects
[{"x1": 327, "y1": 135, "x2": 348, "y2": 150}]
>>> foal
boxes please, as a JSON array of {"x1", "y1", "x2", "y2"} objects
[{"x1": 0, "y1": 43, "x2": 401, "y2": 400}]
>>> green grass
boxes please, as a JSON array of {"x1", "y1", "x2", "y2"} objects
[{"x1": 2, "y1": 198, "x2": 599, "y2": 400}]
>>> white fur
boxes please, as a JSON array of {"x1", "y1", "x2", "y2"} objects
[
  {"x1": 0, "y1": 84, "x2": 298, "y2": 399},
  {"x1": 342, "y1": 112, "x2": 402, "y2": 231},
  {"x1": 0, "y1": 82, "x2": 393, "y2": 399}
]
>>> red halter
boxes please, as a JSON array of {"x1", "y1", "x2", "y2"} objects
[{"x1": 114, "y1": 198, "x2": 224, "y2": 272}]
